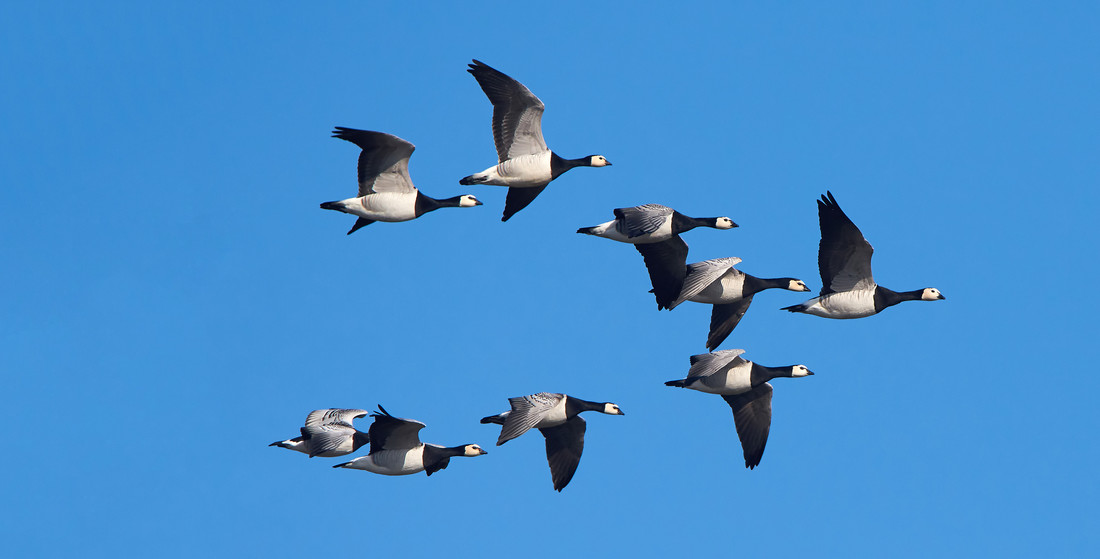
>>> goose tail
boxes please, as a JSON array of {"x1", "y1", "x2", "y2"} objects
[
  {"x1": 780, "y1": 303, "x2": 806, "y2": 313},
  {"x1": 480, "y1": 413, "x2": 507, "y2": 425},
  {"x1": 319, "y1": 201, "x2": 342, "y2": 211},
  {"x1": 459, "y1": 173, "x2": 487, "y2": 185}
]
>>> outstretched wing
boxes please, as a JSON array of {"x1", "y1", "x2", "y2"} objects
[
  {"x1": 686, "y1": 349, "x2": 747, "y2": 379},
  {"x1": 540, "y1": 416, "x2": 586, "y2": 492},
  {"x1": 467, "y1": 60, "x2": 548, "y2": 161},
  {"x1": 301, "y1": 408, "x2": 369, "y2": 457},
  {"x1": 368, "y1": 406, "x2": 426, "y2": 452},
  {"x1": 304, "y1": 408, "x2": 369, "y2": 429},
  {"x1": 706, "y1": 297, "x2": 754, "y2": 351},
  {"x1": 331, "y1": 127, "x2": 416, "y2": 196},
  {"x1": 817, "y1": 191, "x2": 874, "y2": 294},
  {"x1": 496, "y1": 393, "x2": 564, "y2": 445},
  {"x1": 501, "y1": 186, "x2": 547, "y2": 222},
  {"x1": 635, "y1": 236, "x2": 690, "y2": 310},
  {"x1": 613, "y1": 204, "x2": 673, "y2": 238},
  {"x1": 721, "y1": 383, "x2": 773, "y2": 469}
]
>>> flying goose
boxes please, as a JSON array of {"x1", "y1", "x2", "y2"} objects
[
  {"x1": 333, "y1": 406, "x2": 487, "y2": 476},
  {"x1": 782, "y1": 191, "x2": 945, "y2": 318},
  {"x1": 460, "y1": 60, "x2": 611, "y2": 221},
  {"x1": 320, "y1": 127, "x2": 482, "y2": 234},
  {"x1": 577, "y1": 204, "x2": 737, "y2": 309},
  {"x1": 666, "y1": 257, "x2": 810, "y2": 350},
  {"x1": 480, "y1": 393, "x2": 624, "y2": 491},
  {"x1": 269, "y1": 408, "x2": 370, "y2": 458},
  {"x1": 665, "y1": 350, "x2": 813, "y2": 469}
]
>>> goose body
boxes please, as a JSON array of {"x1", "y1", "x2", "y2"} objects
[
  {"x1": 321, "y1": 127, "x2": 481, "y2": 234},
  {"x1": 577, "y1": 204, "x2": 736, "y2": 245},
  {"x1": 461, "y1": 60, "x2": 611, "y2": 221},
  {"x1": 333, "y1": 407, "x2": 486, "y2": 476},
  {"x1": 665, "y1": 350, "x2": 813, "y2": 469},
  {"x1": 667, "y1": 257, "x2": 810, "y2": 349},
  {"x1": 578, "y1": 204, "x2": 737, "y2": 310},
  {"x1": 480, "y1": 393, "x2": 624, "y2": 491},
  {"x1": 269, "y1": 408, "x2": 370, "y2": 458},
  {"x1": 782, "y1": 191, "x2": 944, "y2": 318}
]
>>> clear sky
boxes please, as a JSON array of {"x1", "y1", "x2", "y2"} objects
[{"x1": 2, "y1": 2, "x2": 1098, "y2": 557}]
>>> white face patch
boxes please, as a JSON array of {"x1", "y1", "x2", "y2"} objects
[
  {"x1": 603, "y1": 403, "x2": 623, "y2": 415},
  {"x1": 789, "y1": 280, "x2": 809, "y2": 292},
  {"x1": 590, "y1": 155, "x2": 610, "y2": 167},
  {"x1": 792, "y1": 365, "x2": 813, "y2": 377},
  {"x1": 464, "y1": 445, "x2": 485, "y2": 457},
  {"x1": 922, "y1": 288, "x2": 944, "y2": 301},
  {"x1": 460, "y1": 195, "x2": 481, "y2": 207},
  {"x1": 716, "y1": 217, "x2": 735, "y2": 229}
]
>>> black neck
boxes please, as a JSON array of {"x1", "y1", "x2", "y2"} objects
[
  {"x1": 565, "y1": 397, "x2": 604, "y2": 417},
  {"x1": 550, "y1": 152, "x2": 590, "y2": 179},
  {"x1": 423, "y1": 444, "x2": 465, "y2": 462},
  {"x1": 671, "y1": 212, "x2": 721, "y2": 234},
  {"x1": 414, "y1": 193, "x2": 465, "y2": 216},
  {"x1": 741, "y1": 274, "x2": 794, "y2": 296},
  {"x1": 750, "y1": 362, "x2": 795, "y2": 384},
  {"x1": 873, "y1": 286, "x2": 924, "y2": 312}
]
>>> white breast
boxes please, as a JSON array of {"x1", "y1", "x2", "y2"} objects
[
  {"x1": 711, "y1": 360, "x2": 754, "y2": 394},
  {"x1": 534, "y1": 399, "x2": 570, "y2": 428},
  {"x1": 689, "y1": 272, "x2": 746, "y2": 304},
  {"x1": 805, "y1": 290, "x2": 877, "y2": 318},
  {"x1": 684, "y1": 360, "x2": 753, "y2": 395}
]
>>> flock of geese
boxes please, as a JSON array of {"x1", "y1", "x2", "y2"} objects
[{"x1": 274, "y1": 59, "x2": 946, "y2": 490}]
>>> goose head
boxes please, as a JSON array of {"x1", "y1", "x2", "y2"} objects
[
  {"x1": 587, "y1": 155, "x2": 612, "y2": 167},
  {"x1": 790, "y1": 365, "x2": 814, "y2": 378},
  {"x1": 463, "y1": 444, "x2": 489, "y2": 456},
  {"x1": 714, "y1": 217, "x2": 737, "y2": 229},
  {"x1": 459, "y1": 195, "x2": 483, "y2": 207},
  {"x1": 921, "y1": 287, "x2": 946, "y2": 301},
  {"x1": 602, "y1": 403, "x2": 625, "y2": 416},
  {"x1": 786, "y1": 279, "x2": 811, "y2": 292}
]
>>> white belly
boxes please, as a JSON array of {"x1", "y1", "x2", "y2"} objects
[
  {"x1": 345, "y1": 192, "x2": 417, "y2": 222},
  {"x1": 342, "y1": 448, "x2": 425, "y2": 476},
  {"x1": 804, "y1": 290, "x2": 877, "y2": 318},
  {"x1": 689, "y1": 274, "x2": 745, "y2": 304},
  {"x1": 478, "y1": 152, "x2": 552, "y2": 187}
]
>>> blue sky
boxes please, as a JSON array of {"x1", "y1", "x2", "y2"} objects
[{"x1": 2, "y1": 2, "x2": 1098, "y2": 557}]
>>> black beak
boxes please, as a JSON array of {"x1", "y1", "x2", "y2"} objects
[
  {"x1": 938, "y1": 294, "x2": 946, "y2": 300},
  {"x1": 475, "y1": 199, "x2": 484, "y2": 206}
]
